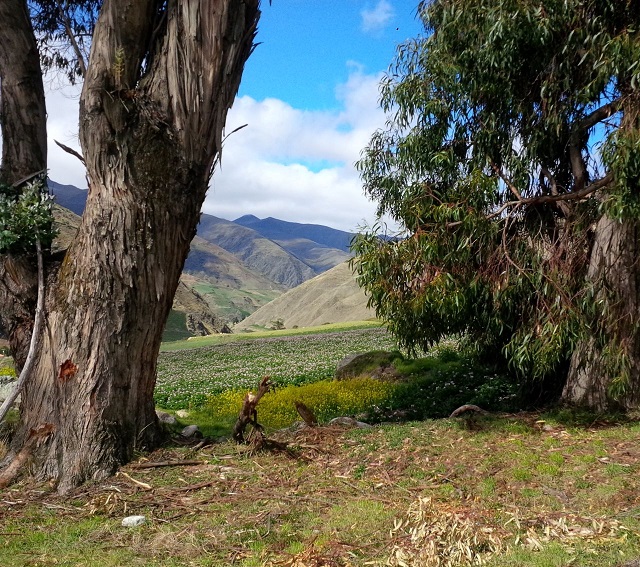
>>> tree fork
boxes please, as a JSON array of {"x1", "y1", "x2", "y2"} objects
[{"x1": 4, "y1": 0, "x2": 260, "y2": 493}]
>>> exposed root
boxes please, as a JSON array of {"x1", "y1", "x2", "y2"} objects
[{"x1": 0, "y1": 423, "x2": 54, "y2": 488}]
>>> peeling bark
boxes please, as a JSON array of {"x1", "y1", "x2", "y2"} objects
[
  {"x1": 0, "y1": 0, "x2": 47, "y2": 183},
  {"x1": 0, "y1": 0, "x2": 48, "y2": 369},
  {"x1": 4, "y1": 0, "x2": 260, "y2": 492}
]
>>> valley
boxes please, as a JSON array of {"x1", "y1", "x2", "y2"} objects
[{"x1": 49, "y1": 181, "x2": 365, "y2": 340}]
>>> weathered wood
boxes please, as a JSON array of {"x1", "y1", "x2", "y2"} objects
[
  {"x1": 0, "y1": 239, "x2": 45, "y2": 424},
  {"x1": 0, "y1": 0, "x2": 47, "y2": 370},
  {"x1": 129, "y1": 460, "x2": 203, "y2": 470},
  {"x1": 232, "y1": 376, "x2": 273, "y2": 443},
  {"x1": 0, "y1": 423, "x2": 53, "y2": 488},
  {"x1": 295, "y1": 401, "x2": 318, "y2": 427}
]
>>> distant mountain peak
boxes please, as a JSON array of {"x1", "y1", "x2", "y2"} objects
[{"x1": 234, "y1": 214, "x2": 261, "y2": 223}]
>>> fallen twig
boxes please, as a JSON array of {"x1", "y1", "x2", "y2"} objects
[
  {"x1": 117, "y1": 471, "x2": 152, "y2": 490},
  {"x1": 128, "y1": 460, "x2": 203, "y2": 470}
]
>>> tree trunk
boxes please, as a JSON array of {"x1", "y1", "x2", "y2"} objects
[
  {"x1": 0, "y1": 0, "x2": 48, "y2": 369},
  {"x1": 563, "y1": 215, "x2": 640, "y2": 411},
  {"x1": 5, "y1": 0, "x2": 260, "y2": 493}
]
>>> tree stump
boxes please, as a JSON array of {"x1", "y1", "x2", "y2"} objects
[{"x1": 232, "y1": 376, "x2": 273, "y2": 443}]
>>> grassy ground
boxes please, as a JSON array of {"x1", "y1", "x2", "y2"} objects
[
  {"x1": 2, "y1": 327, "x2": 639, "y2": 565},
  {"x1": 1, "y1": 414, "x2": 639, "y2": 566}
]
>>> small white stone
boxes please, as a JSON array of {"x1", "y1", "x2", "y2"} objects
[
  {"x1": 121, "y1": 515, "x2": 146, "y2": 527},
  {"x1": 176, "y1": 410, "x2": 190, "y2": 418}
]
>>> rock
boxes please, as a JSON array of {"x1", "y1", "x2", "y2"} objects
[
  {"x1": 181, "y1": 424, "x2": 202, "y2": 438},
  {"x1": 335, "y1": 351, "x2": 401, "y2": 381},
  {"x1": 121, "y1": 515, "x2": 146, "y2": 527},
  {"x1": 156, "y1": 411, "x2": 177, "y2": 425},
  {"x1": 335, "y1": 353, "x2": 362, "y2": 377},
  {"x1": 329, "y1": 416, "x2": 372, "y2": 428},
  {"x1": 175, "y1": 409, "x2": 190, "y2": 418}
]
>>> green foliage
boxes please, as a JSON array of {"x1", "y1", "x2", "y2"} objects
[
  {"x1": 353, "y1": 0, "x2": 640, "y2": 395},
  {"x1": 0, "y1": 177, "x2": 57, "y2": 254},
  {"x1": 0, "y1": 365, "x2": 16, "y2": 378},
  {"x1": 208, "y1": 377, "x2": 396, "y2": 429},
  {"x1": 387, "y1": 355, "x2": 519, "y2": 421},
  {"x1": 602, "y1": 127, "x2": 640, "y2": 219}
]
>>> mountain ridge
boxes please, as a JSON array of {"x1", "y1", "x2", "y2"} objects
[{"x1": 48, "y1": 180, "x2": 359, "y2": 331}]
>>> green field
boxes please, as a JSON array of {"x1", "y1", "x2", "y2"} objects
[
  {"x1": 192, "y1": 282, "x2": 281, "y2": 322},
  {"x1": 160, "y1": 320, "x2": 384, "y2": 351},
  {"x1": 155, "y1": 323, "x2": 395, "y2": 409}
]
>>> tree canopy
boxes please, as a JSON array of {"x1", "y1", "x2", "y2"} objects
[{"x1": 353, "y1": 0, "x2": 640, "y2": 409}]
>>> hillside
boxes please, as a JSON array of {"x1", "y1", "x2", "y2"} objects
[
  {"x1": 52, "y1": 206, "x2": 224, "y2": 340},
  {"x1": 49, "y1": 181, "x2": 359, "y2": 326},
  {"x1": 235, "y1": 261, "x2": 376, "y2": 330},
  {"x1": 50, "y1": 183, "x2": 352, "y2": 284},
  {"x1": 196, "y1": 215, "x2": 317, "y2": 288},
  {"x1": 234, "y1": 214, "x2": 356, "y2": 252},
  {"x1": 234, "y1": 214, "x2": 353, "y2": 273}
]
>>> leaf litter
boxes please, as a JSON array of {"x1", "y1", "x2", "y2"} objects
[{"x1": 1, "y1": 415, "x2": 640, "y2": 566}]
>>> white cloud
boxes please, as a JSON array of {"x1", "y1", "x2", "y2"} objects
[
  {"x1": 207, "y1": 68, "x2": 387, "y2": 232},
  {"x1": 45, "y1": 82, "x2": 85, "y2": 187},
  {"x1": 361, "y1": 0, "x2": 395, "y2": 34},
  {"x1": 37, "y1": 67, "x2": 388, "y2": 233}
]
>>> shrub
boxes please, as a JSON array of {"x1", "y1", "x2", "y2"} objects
[
  {"x1": 0, "y1": 365, "x2": 16, "y2": 378},
  {"x1": 207, "y1": 377, "x2": 396, "y2": 430},
  {"x1": 388, "y1": 359, "x2": 520, "y2": 420}
]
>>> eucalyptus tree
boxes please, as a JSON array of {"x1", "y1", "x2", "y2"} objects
[
  {"x1": 353, "y1": 0, "x2": 640, "y2": 411},
  {"x1": 0, "y1": 0, "x2": 260, "y2": 492}
]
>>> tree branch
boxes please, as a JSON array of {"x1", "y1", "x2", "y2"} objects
[
  {"x1": 54, "y1": 0, "x2": 87, "y2": 77},
  {"x1": 490, "y1": 161, "x2": 522, "y2": 200},
  {"x1": 0, "y1": 238, "x2": 45, "y2": 424},
  {"x1": 569, "y1": 100, "x2": 621, "y2": 192},
  {"x1": 489, "y1": 172, "x2": 613, "y2": 220},
  {"x1": 540, "y1": 166, "x2": 571, "y2": 216},
  {"x1": 54, "y1": 140, "x2": 86, "y2": 165},
  {"x1": 577, "y1": 100, "x2": 621, "y2": 133}
]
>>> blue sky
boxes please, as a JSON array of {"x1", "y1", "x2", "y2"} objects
[
  {"x1": 240, "y1": 1, "x2": 422, "y2": 110},
  {"x1": 46, "y1": 1, "x2": 424, "y2": 232}
]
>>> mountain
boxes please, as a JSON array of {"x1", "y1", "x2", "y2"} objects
[
  {"x1": 196, "y1": 215, "x2": 317, "y2": 288},
  {"x1": 181, "y1": 236, "x2": 284, "y2": 322},
  {"x1": 48, "y1": 181, "x2": 360, "y2": 328},
  {"x1": 49, "y1": 180, "x2": 87, "y2": 216},
  {"x1": 232, "y1": 215, "x2": 353, "y2": 274},
  {"x1": 235, "y1": 261, "x2": 376, "y2": 331},
  {"x1": 234, "y1": 215, "x2": 356, "y2": 253}
]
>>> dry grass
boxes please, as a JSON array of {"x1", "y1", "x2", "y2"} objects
[{"x1": 1, "y1": 415, "x2": 639, "y2": 566}]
